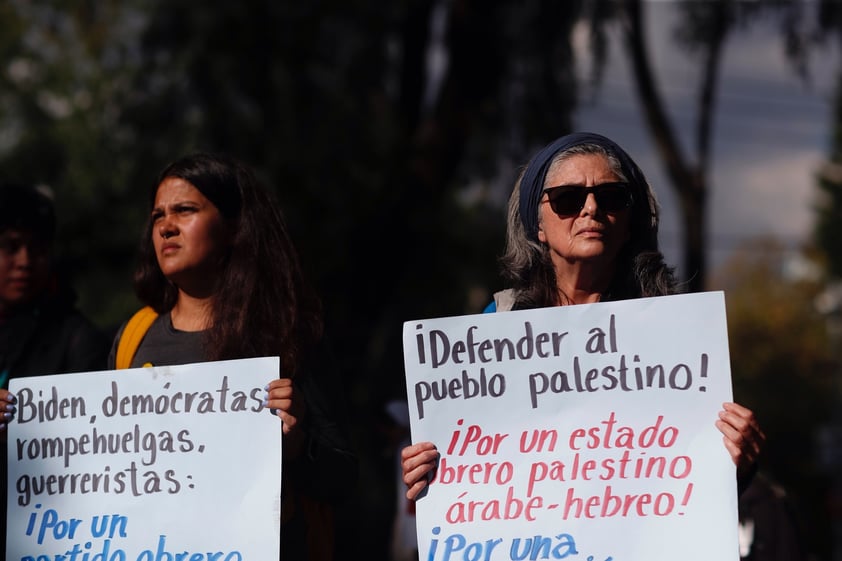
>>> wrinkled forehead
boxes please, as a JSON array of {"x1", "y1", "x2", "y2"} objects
[
  {"x1": 545, "y1": 145, "x2": 627, "y2": 186},
  {"x1": 545, "y1": 150, "x2": 627, "y2": 187}
]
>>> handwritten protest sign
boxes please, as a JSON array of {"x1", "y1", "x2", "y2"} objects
[
  {"x1": 6, "y1": 357, "x2": 281, "y2": 561},
  {"x1": 402, "y1": 291, "x2": 739, "y2": 561}
]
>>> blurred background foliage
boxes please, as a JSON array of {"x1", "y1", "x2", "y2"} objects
[{"x1": 2, "y1": 0, "x2": 841, "y2": 559}]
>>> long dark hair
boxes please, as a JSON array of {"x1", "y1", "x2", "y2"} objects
[
  {"x1": 500, "y1": 136, "x2": 677, "y2": 309},
  {"x1": 134, "y1": 153, "x2": 322, "y2": 374}
]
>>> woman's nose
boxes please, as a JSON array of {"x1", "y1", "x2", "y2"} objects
[
  {"x1": 158, "y1": 217, "x2": 177, "y2": 239},
  {"x1": 581, "y1": 191, "x2": 598, "y2": 215},
  {"x1": 13, "y1": 244, "x2": 31, "y2": 265}
]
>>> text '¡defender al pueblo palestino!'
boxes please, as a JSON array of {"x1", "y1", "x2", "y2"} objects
[{"x1": 410, "y1": 314, "x2": 710, "y2": 419}]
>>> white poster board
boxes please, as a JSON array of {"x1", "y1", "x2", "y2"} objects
[
  {"x1": 6, "y1": 357, "x2": 281, "y2": 561},
  {"x1": 402, "y1": 292, "x2": 739, "y2": 561}
]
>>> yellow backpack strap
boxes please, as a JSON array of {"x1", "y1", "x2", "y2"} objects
[{"x1": 115, "y1": 306, "x2": 159, "y2": 369}]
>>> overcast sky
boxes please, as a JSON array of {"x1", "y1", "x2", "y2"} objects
[{"x1": 572, "y1": 4, "x2": 839, "y2": 278}]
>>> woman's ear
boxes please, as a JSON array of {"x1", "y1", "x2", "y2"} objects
[{"x1": 537, "y1": 217, "x2": 547, "y2": 243}]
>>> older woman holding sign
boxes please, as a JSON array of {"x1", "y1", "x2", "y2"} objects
[{"x1": 400, "y1": 132, "x2": 765, "y2": 500}]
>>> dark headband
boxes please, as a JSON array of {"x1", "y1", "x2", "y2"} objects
[{"x1": 519, "y1": 132, "x2": 648, "y2": 241}]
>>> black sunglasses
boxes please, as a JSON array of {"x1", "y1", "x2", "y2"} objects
[{"x1": 542, "y1": 182, "x2": 633, "y2": 216}]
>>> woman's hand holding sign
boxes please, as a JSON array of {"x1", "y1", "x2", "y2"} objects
[
  {"x1": 0, "y1": 388, "x2": 16, "y2": 440},
  {"x1": 401, "y1": 441, "x2": 440, "y2": 500},
  {"x1": 716, "y1": 401, "x2": 766, "y2": 477},
  {"x1": 265, "y1": 378, "x2": 307, "y2": 458}
]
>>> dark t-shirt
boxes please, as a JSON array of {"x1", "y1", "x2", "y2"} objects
[{"x1": 107, "y1": 312, "x2": 205, "y2": 369}]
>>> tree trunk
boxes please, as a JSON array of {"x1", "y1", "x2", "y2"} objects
[{"x1": 621, "y1": 0, "x2": 728, "y2": 292}]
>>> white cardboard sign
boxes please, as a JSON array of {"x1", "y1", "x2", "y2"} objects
[
  {"x1": 402, "y1": 292, "x2": 738, "y2": 561},
  {"x1": 6, "y1": 357, "x2": 281, "y2": 561}
]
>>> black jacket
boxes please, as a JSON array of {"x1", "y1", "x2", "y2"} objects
[
  {"x1": 739, "y1": 472, "x2": 807, "y2": 561},
  {"x1": 0, "y1": 290, "x2": 110, "y2": 555},
  {"x1": 0, "y1": 293, "x2": 109, "y2": 386}
]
